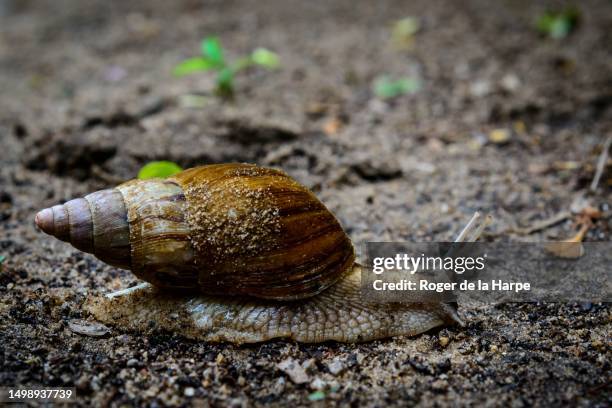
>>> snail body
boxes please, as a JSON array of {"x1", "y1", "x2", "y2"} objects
[
  {"x1": 85, "y1": 265, "x2": 460, "y2": 344},
  {"x1": 36, "y1": 163, "x2": 459, "y2": 343}
]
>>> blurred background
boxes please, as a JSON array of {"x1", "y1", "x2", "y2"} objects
[{"x1": 0, "y1": 0, "x2": 610, "y2": 406}]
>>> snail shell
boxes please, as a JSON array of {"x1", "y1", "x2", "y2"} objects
[
  {"x1": 36, "y1": 164, "x2": 355, "y2": 300},
  {"x1": 36, "y1": 163, "x2": 460, "y2": 342}
]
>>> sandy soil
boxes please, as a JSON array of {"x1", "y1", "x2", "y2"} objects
[{"x1": 0, "y1": 0, "x2": 610, "y2": 406}]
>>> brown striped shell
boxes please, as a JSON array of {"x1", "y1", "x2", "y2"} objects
[{"x1": 35, "y1": 163, "x2": 355, "y2": 300}]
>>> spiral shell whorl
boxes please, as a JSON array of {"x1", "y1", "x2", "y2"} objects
[
  {"x1": 171, "y1": 164, "x2": 355, "y2": 300},
  {"x1": 116, "y1": 179, "x2": 196, "y2": 289},
  {"x1": 35, "y1": 190, "x2": 131, "y2": 269}
]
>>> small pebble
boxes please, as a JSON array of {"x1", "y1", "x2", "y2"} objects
[
  {"x1": 439, "y1": 336, "x2": 450, "y2": 347},
  {"x1": 327, "y1": 358, "x2": 346, "y2": 376},
  {"x1": 277, "y1": 358, "x2": 309, "y2": 384},
  {"x1": 431, "y1": 379, "x2": 448, "y2": 391},
  {"x1": 470, "y1": 80, "x2": 492, "y2": 97},
  {"x1": 68, "y1": 319, "x2": 110, "y2": 337},
  {"x1": 500, "y1": 74, "x2": 521, "y2": 92},
  {"x1": 272, "y1": 377, "x2": 286, "y2": 394},
  {"x1": 310, "y1": 377, "x2": 326, "y2": 390},
  {"x1": 302, "y1": 358, "x2": 317, "y2": 372}
]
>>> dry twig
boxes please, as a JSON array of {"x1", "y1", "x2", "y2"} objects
[
  {"x1": 513, "y1": 211, "x2": 571, "y2": 235},
  {"x1": 590, "y1": 135, "x2": 612, "y2": 192}
]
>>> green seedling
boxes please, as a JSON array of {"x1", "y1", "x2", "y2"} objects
[
  {"x1": 173, "y1": 37, "x2": 280, "y2": 97},
  {"x1": 391, "y1": 17, "x2": 420, "y2": 48},
  {"x1": 138, "y1": 161, "x2": 183, "y2": 180},
  {"x1": 373, "y1": 75, "x2": 421, "y2": 99},
  {"x1": 536, "y1": 8, "x2": 579, "y2": 39}
]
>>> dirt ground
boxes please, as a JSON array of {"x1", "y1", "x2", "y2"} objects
[{"x1": 0, "y1": 0, "x2": 610, "y2": 406}]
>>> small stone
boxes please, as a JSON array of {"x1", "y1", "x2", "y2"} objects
[
  {"x1": 470, "y1": 80, "x2": 492, "y2": 97},
  {"x1": 327, "y1": 358, "x2": 346, "y2": 376},
  {"x1": 126, "y1": 358, "x2": 139, "y2": 367},
  {"x1": 302, "y1": 358, "x2": 317, "y2": 372},
  {"x1": 68, "y1": 319, "x2": 110, "y2": 337},
  {"x1": 431, "y1": 379, "x2": 448, "y2": 391},
  {"x1": 439, "y1": 336, "x2": 450, "y2": 347},
  {"x1": 490, "y1": 344, "x2": 498, "y2": 352},
  {"x1": 75, "y1": 374, "x2": 91, "y2": 392},
  {"x1": 272, "y1": 377, "x2": 286, "y2": 394},
  {"x1": 328, "y1": 380, "x2": 340, "y2": 392},
  {"x1": 277, "y1": 358, "x2": 309, "y2": 384},
  {"x1": 215, "y1": 353, "x2": 225, "y2": 365},
  {"x1": 500, "y1": 74, "x2": 520, "y2": 92},
  {"x1": 310, "y1": 377, "x2": 326, "y2": 390},
  {"x1": 184, "y1": 387, "x2": 195, "y2": 397}
]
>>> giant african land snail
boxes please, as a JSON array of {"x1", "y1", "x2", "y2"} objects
[{"x1": 36, "y1": 163, "x2": 481, "y2": 343}]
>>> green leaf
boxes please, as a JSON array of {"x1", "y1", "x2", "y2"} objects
[
  {"x1": 536, "y1": 8, "x2": 579, "y2": 39},
  {"x1": 138, "y1": 161, "x2": 183, "y2": 179},
  {"x1": 391, "y1": 17, "x2": 420, "y2": 46},
  {"x1": 0, "y1": 255, "x2": 5, "y2": 272},
  {"x1": 549, "y1": 17, "x2": 571, "y2": 39},
  {"x1": 173, "y1": 57, "x2": 216, "y2": 76},
  {"x1": 373, "y1": 76, "x2": 421, "y2": 99},
  {"x1": 536, "y1": 15, "x2": 554, "y2": 33},
  {"x1": 251, "y1": 48, "x2": 280, "y2": 69},
  {"x1": 201, "y1": 37, "x2": 225, "y2": 67},
  {"x1": 215, "y1": 67, "x2": 234, "y2": 96},
  {"x1": 308, "y1": 391, "x2": 326, "y2": 401}
]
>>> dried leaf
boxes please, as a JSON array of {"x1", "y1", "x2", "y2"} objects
[
  {"x1": 391, "y1": 17, "x2": 420, "y2": 48},
  {"x1": 544, "y1": 224, "x2": 588, "y2": 259},
  {"x1": 544, "y1": 241, "x2": 584, "y2": 259},
  {"x1": 323, "y1": 117, "x2": 343, "y2": 136},
  {"x1": 488, "y1": 129, "x2": 511, "y2": 144}
]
